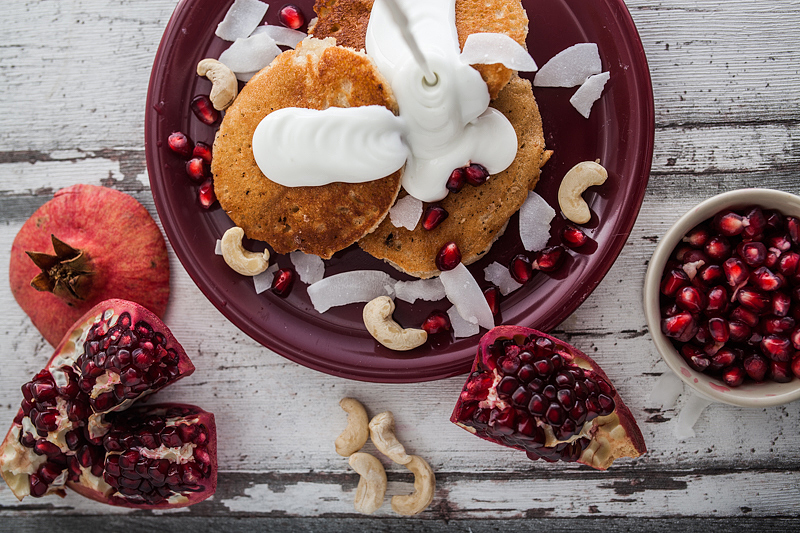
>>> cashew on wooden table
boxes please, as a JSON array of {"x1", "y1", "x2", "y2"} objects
[
  {"x1": 363, "y1": 296, "x2": 427, "y2": 351},
  {"x1": 335, "y1": 398, "x2": 369, "y2": 457},
  {"x1": 220, "y1": 227, "x2": 270, "y2": 276},
  {"x1": 391, "y1": 455, "x2": 436, "y2": 516},
  {"x1": 368, "y1": 411, "x2": 411, "y2": 465},
  {"x1": 557, "y1": 160, "x2": 608, "y2": 224},
  {"x1": 348, "y1": 452, "x2": 387, "y2": 514}
]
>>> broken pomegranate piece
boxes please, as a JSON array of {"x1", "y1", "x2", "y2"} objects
[
  {"x1": 451, "y1": 326, "x2": 646, "y2": 469},
  {"x1": 0, "y1": 299, "x2": 216, "y2": 508}
]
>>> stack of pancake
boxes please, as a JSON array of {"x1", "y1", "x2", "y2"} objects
[{"x1": 211, "y1": 0, "x2": 551, "y2": 276}]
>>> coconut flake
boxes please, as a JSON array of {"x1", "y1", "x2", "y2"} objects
[
  {"x1": 647, "y1": 372, "x2": 684, "y2": 410},
  {"x1": 216, "y1": 0, "x2": 270, "y2": 41},
  {"x1": 289, "y1": 251, "x2": 325, "y2": 284},
  {"x1": 459, "y1": 33, "x2": 537, "y2": 71},
  {"x1": 447, "y1": 306, "x2": 480, "y2": 338},
  {"x1": 215, "y1": 239, "x2": 223, "y2": 255},
  {"x1": 533, "y1": 43, "x2": 602, "y2": 88},
  {"x1": 569, "y1": 71, "x2": 610, "y2": 119},
  {"x1": 389, "y1": 195, "x2": 423, "y2": 230},
  {"x1": 253, "y1": 263, "x2": 279, "y2": 294},
  {"x1": 394, "y1": 278, "x2": 446, "y2": 304},
  {"x1": 518, "y1": 191, "x2": 555, "y2": 252},
  {"x1": 484, "y1": 261, "x2": 523, "y2": 296},
  {"x1": 218, "y1": 32, "x2": 281, "y2": 74},
  {"x1": 439, "y1": 263, "x2": 494, "y2": 330},
  {"x1": 251, "y1": 24, "x2": 307, "y2": 48},
  {"x1": 307, "y1": 271, "x2": 396, "y2": 313}
]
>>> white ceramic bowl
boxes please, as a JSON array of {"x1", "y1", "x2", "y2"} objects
[{"x1": 643, "y1": 188, "x2": 800, "y2": 407}]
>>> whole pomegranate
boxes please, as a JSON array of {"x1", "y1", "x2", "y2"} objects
[
  {"x1": 451, "y1": 326, "x2": 646, "y2": 469},
  {"x1": 0, "y1": 299, "x2": 217, "y2": 508},
  {"x1": 9, "y1": 184, "x2": 170, "y2": 346}
]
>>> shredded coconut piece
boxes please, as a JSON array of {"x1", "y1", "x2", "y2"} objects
[
  {"x1": 394, "y1": 278, "x2": 446, "y2": 303},
  {"x1": 215, "y1": 0, "x2": 270, "y2": 41},
  {"x1": 289, "y1": 251, "x2": 325, "y2": 284},
  {"x1": 253, "y1": 263, "x2": 279, "y2": 294},
  {"x1": 534, "y1": 43, "x2": 602, "y2": 88},
  {"x1": 439, "y1": 264, "x2": 494, "y2": 330},
  {"x1": 251, "y1": 24, "x2": 306, "y2": 47},
  {"x1": 307, "y1": 271, "x2": 396, "y2": 313},
  {"x1": 570, "y1": 72, "x2": 610, "y2": 118},
  {"x1": 219, "y1": 32, "x2": 281, "y2": 74},
  {"x1": 448, "y1": 306, "x2": 480, "y2": 338},
  {"x1": 519, "y1": 191, "x2": 555, "y2": 252},
  {"x1": 389, "y1": 195, "x2": 423, "y2": 230},
  {"x1": 460, "y1": 33, "x2": 537, "y2": 71},
  {"x1": 484, "y1": 262, "x2": 523, "y2": 296}
]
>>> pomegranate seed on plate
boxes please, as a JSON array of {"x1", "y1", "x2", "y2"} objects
[
  {"x1": 420, "y1": 310, "x2": 451, "y2": 334},
  {"x1": 279, "y1": 4, "x2": 305, "y2": 29},
  {"x1": 561, "y1": 225, "x2": 588, "y2": 248},
  {"x1": 464, "y1": 163, "x2": 489, "y2": 186},
  {"x1": 198, "y1": 180, "x2": 216, "y2": 209},
  {"x1": 421, "y1": 205, "x2": 448, "y2": 231},
  {"x1": 446, "y1": 168, "x2": 466, "y2": 192},
  {"x1": 532, "y1": 246, "x2": 565, "y2": 272},
  {"x1": 271, "y1": 268, "x2": 294, "y2": 296},
  {"x1": 185, "y1": 157, "x2": 208, "y2": 183},
  {"x1": 435, "y1": 242, "x2": 461, "y2": 271},
  {"x1": 190, "y1": 95, "x2": 220, "y2": 125},
  {"x1": 483, "y1": 286, "x2": 500, "y2": 316},
  {"x1": 508, "y1": 254, "x2": 533, "y2": 283},
  {"x1": 167, "y1": 131, "x2": 193, "y2": 158},
  {"x1": 193, "y1": 141, "x2": 213, "y2": 164}
]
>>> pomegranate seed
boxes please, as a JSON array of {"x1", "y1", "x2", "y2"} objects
[
  {"x1": 185, "y1": 157, "x2": 208, "y2": 183},
  {"x1": 721, "y1": 366, "x2": 746, "y2": 387},
  {"x1": 787, "y1": 217, "x2": 800, "y2": 245},
  {"x1": 773, "y1": 292, "x2": 792, "y2": 317},
  {"x1": 704, "y1": 285, "x2": 729, "y2": 316},
  {"x1": 761, "y1": 335, "x2": 793, "y2": 362},
  {"x1": 683, "y1": 225, "x2": 710, "y2": 248},
  {"x1": 279, "y1": 4, "x2": 305, "y2": 29},
  {"x1": 198, "y1": 179, "x2": 216, "y2": 209},
  {"x1": 29, "y1": 473, "x2": 48, "y2": 498},
  {"x1": 532, "y1": 246, "x2": 565, "y2": 272},
  {"x1": 661, "y1": 269, "x2": 690, "y2": 297},
  {"x1": 676, "y1": 286, "x2": 706, "y2": 314},
  {"x1": 710, "y1": 347, "x2": 738, "y2": 370},
  {"x1": 763, "y1": 316, "x2": 795, "y2": 335},
  {"x1": 446, "y1": 168, "x2": 466, "y2": 192},
  {"x1": 768, "y1": 234, "x2": 792, "y2": 252},
  {"x1": 483, "y1": 286, "x2": 500, "y2": 315},
  {"x1": 420, "y1": 310, "x2": 451, "y2": 334},
  {"x1": 730, "y1": 306, "x2": 760, "y2": 328},
  {"x1": 723, "y1": 257, "x2": 749, "y2": 288},
  {"x1": 765, "y1": 248, "x2": 780, "y2": 269},
  {"x1": 714, "y1": 210, "x2": 746, "y2": 236},
  {"x1": 421, "y1": 205, "x2": 448, "y2": 231},
  {"x1": 464, "y1": 163, "x2": 489, "y2": 186},
  {"x1": 791, "y1": 328, "x2": 800, "y2": 349},
  {"x1": 792, "y1": 354, "x2": 800, "y2": 379},
  {"x1": 697, "y1": 264, "x2": 724, "y2": 287},
  {"x1": 735, "y1": 288, "x2": 771, "y2": 313},
  {"x1": 681, "y1": 344, "x2": 710, "y2": 371},
  {"x1": 743, "y1": 353, "x2": 769, "y2": 381},
  {"x1": 764, "y1": 209, "x2": 785, "y2": 232},
  {"x1": 770, "y1": 360, "x2": 793, "y2": 383},
  {"x1": 683, "y1": 249, "x2": 709, "y2": 265},
  {"x1": 167, "y1": 131, "x2": 193, "y2": 158},
  {"x1": 508, "y1": 254, "x2": 533, "y2": 283},
  {"x1": 777, "y1": 252, "x2": 800, "y2": 277},
  {"x1": 271, "y1": 268, "x2": 294, "y2": 296},
  {"x1": 708, "y1": 317, "x2": 729, "y2": 343},
  {"x1": 193, "y1": 141, "x2": 213, "y2": 164},
  {"x1": 435, "y1": 242, "x2": 462, "y2": 271},
  {"x1": 190, "y1": 95, "x2": 220, "y2": 125},
  {"x1": 561, "y1": 225, "x2": 588, "y2": 248},
  {"x1": 737, "y1": 241, "x2": 766, "y2": 267},
  {"x1": 750, "y1": 266, "x2": 783, "y2": 291},
  {"x1": 662, "y1": 312, "x2": 697, "y2": 343},
  {"x1": 704, "y1": 236, "x2": 731, "y2": 261},
  {"x1": 742, "y1": 207, "x2": 767, "y2": 239}
]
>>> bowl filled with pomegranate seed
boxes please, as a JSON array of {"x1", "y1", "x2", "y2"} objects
[{"x1": 644, "y1": 188, "x2": 800, "y2": 407}]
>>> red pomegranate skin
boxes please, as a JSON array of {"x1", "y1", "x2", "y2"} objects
[
  {"x1": 0, "y1": 300, "x2": 215, "y2": 508},
  {"x1": 451, "y1": 326, "x2": 647, "y2": 470},
  {"x1": 9, "y1": 184, "x2": 170, "y2": 346}
]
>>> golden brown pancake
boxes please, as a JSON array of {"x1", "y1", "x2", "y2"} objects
[
  {"x1": 212, "y1": 38, "x2": 402, "y2": 259},
  {"x1": 358, "y1": 75, "x2": 552, "y2": 279},
  {"x1": 310, "y1": 0, "x2": 529, "y2": 99}
]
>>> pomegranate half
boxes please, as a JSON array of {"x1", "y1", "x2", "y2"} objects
[
  {"x1": 9, "y1": 184, "x2": 170, "y2": 346},
  {"x1": 0, "y1": 299, "x2": 217, "y2": 508},
  {"x1": 451, "y1": 326, "x2": 646, "y2": 469}
]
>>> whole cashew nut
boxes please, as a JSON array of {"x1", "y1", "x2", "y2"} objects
[
  {"x1": 557, "y1": 160, "x2": 608, "y2": 224},
  {"x1": 391, "y1": 455, "x2": 435, "y2": 516},
  {"x1": 220, "y1": 227, "x2": 270, "y2": 276},
  {"x1": 197, "y1": 58, "x2": 238, "y2": 110},
  {"x1": 368, "y1": 411, "x2": 411, "y2": 465},
  {"x1": 348, "y1": 452, "x2": 387, "y2": 514},
  {"x1": 335, "y1": 398, "x2": 369, "y2": 457},
  {"x1": 363, "y1": 296, "x2": 427, "y2": 351}
]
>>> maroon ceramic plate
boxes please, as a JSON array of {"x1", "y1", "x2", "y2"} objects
[{"x1": 145, "y1": 0, "x2": 654, "y2": 382}]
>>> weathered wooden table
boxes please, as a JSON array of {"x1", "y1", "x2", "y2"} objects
[{"x1": 2, "y1": 0, "x2": 800, "y2": 531}]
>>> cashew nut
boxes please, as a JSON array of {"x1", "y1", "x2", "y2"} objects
[
  {"x1": 557, "y1": 160, "x2": 608, "y2": 224},
  {"x1": 391, "y1": 455, "x2": 435, "y2": 516},
  {"x1": 363, "y1": 296, "x2": 427, "y2": 351},
  {"x1": 348, "y1": 452, "x2": 387, "y2": 514},
  {"x1": 220, "y1": 227, "x2": 270, "y2": 276},
  {"x1": 197, "y1": 58, "x2": 238, "y2": 110},
  {"x1": 335, "y1": 398, "x2": 369, "y2": 457},
  {"x1": 368, "y1": 411, "x2": 411, "y2": 465}
]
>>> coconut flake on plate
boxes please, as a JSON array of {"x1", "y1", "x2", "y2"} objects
[
  {"x1": 518, "y1": 191, "x2": 555, "y2": 252},
  {"x1": 214, "y1": 239, "x2": 223, "y2": 255},
  {"x1": 439, "y1": 263, "x2": 494, "y2": 330},
  {"x1": 389, "y1": 195, "x2": 423, "y2": 231},
  {"x1": 307, "y1": 271, "x2": 396, "y2": 314},
  {"x1": 569, "y1": 72, "x2": 610, "y2": 119},
  {"x1": 218, "y1": 32, "x2": 281, "y2": 74},
  {"x1": 394, "y1": 278, "x2": 446, "y2": 304},
  {"x1": 251, "y1": 24, "x2": 306, "y2": 48},
  {"x1": 289, "y1": 251, "x2": 325, "y2": 284},
  {"x1": 216, "y1": 0, "x2": 270, "y2": 41},
  {"x1": 533, "y1": 43, "x2": 601, "y2": 88},
  {"x1": 459, "y1": 33, "x2": 537, "y2": 71},
  {"x1": 447, "y1": 306, "x2": 480, "y2": 338},
  {"x1": 484, "y1": 261, "x2": 522, "y2": 296},
  {"x1": 253, "y1": 263, "x2": 279, "y2": 294}
]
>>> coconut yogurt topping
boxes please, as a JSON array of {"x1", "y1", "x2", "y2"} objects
[{"x1": 251, "y1": 0, "x2": 519, "y2": 203}]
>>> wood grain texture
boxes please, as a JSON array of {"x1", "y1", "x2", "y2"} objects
[{"x1": 1, "y1": 0, "x2": 800, "y2": 528}]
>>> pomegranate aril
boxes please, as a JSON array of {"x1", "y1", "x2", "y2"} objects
[
  {"x1": 721, "y1": 366, "x2": 746, "y2": 387},
  {"x1": 420, "y1": 310, "x2": 451, "y2": 334},
  {"x1": 192, "y1": 142, "x2": 213, "y2": 164},
  {"x1": 743, "y1": 353, "x2": 769, "y2": 381},
  {"x1": 777, "y1": 252, "x2": 800, "y2": 277},
  {"x1": 190, "y1": 95, "x2": 219, "y2": 125},
  {"x1": 792, "y1": 354, "x2": 800, "y2": 379},
  {"x1": 704, "y1": 285, "x2": 729, "y2": 316},
  {"x1": 761, "y1": 335, "x2": 793, "y2": 362},
  {"x1": 271, "y1": 268, "x2": 294, "y2": 296},
  {"x1": 661, "y1": 269, "x2": 690, "y2": 297},
  {"x1": 561, "y1": 225, "x2": 588, "y2": 248},
  {"x1": 737, "y1": 288, "x2": 771, "y2": 312},
  {"x1": 683, "y1": 225, "x2": 710, "y2": 248},
  {"x1": 742, "y1": 207, "x2": 767, "y2": 239},
  {"x1": 723, "y1": 257, "x2": 749, "y2": 288},
  {"x1": 714, "y1": 210, "x2": 746, "y2": 236},
  {"x1": 532, "y1": 246, "x2": 565, "y2": 272},
  {"x1": 279, "y1": 4, "x2": 305, "y2": 29},
  {"x1": 770, "y1": 360, "x2": 793, "y2": 383},
  {"x1": 446, "y1": 167, "x2": 466, "y2": 192},
  {"x1": 675, "y1": 286, "x2": 706, "y2": 314},
  {"x1": 662, "y1": 312, "x2": 698, "y2": 343},
  {"x1": 708, "y1": 317, "x2": 729, "y2": 343},
  {"x1": 751, "y1": 266, "x2": 783, "y2": 292},
  {"x1": 483, "y1": 286, "x2": 501, "y2": 316},
  {"x1": 711, "y1": 347, "x2": 738, "y2": 370},
  {"x1": 786, "y1": 217, "x2": 800, "y2": 245},
  {"x1": 768, "y1": 234, "x2": 792, "y2": 252},
  {"x1": 198, "y1": 180, "x2": 216, "y2": 209},
  {"x1": 29, "y1": 473, "x2": 48, "y2": 498},
  {"x1": 737, "y1": 241, "x2": 766, "y2": 267},
  {"x1": 464, "y1": 163, "x2": 489, "y2": 186},
  {"x1": 704, "y1": 236, "x2": 731, "y2": 261},
  {"x1": 697, "y1": 264, "x2": 724, "y2": 287},
  {"x1": 435, "y1": 242, "x2": 461, "y2": 271},
  {"x1": 730, "y1": 306, "x2": 760, "y2": 328},
  {"x1": 773, "y1": 292, "x2": 792, "y2": 317},
  {"x1": 421, "y1": 205, "x2": 448, "y2": 230},
  {"x1": 185, "y1": 157, "x2": 209, "y2": 183},
  {"x1": 167, "y1": 132, "x2": 193, "y2": 158}
]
